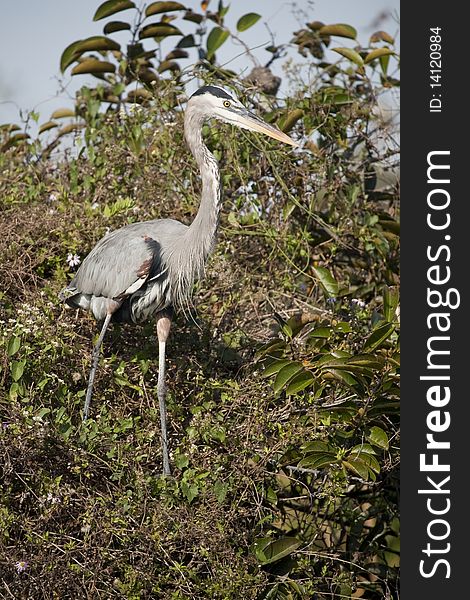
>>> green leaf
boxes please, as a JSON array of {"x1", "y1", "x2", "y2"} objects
[
  {"x1": 253, "y1": 537, "x2": 302, "y2": 565},
  {"x1": 282, "y1": 200, "x2": 296, "y2": 222},
  {"x1": 363, "y1": 322, "x2": 395, "y2": 352},
  {"x1": 236, "y1": 13, "x2": 261, "y2": 32},
  {"x1": 385, "y1": 533, "x2": 400, "y2": 554},
  {"x1": 365, "y1": 48, "x2": 395, "y2": 64},
  {"x1": 280, "y1": 320, "x2": 293, "y2": 338},
  {"x1": 320, "y1": 23, "x2": 357, "y2": 39},
  {"x1": 321, "y1": 90, "x2": 353, "y2": 106},
  {"x1": 56, "y1": 123, "x2": 83, "y2": 136},
  {"x1": 325, "y1": 368, "x2": 358, "y2": 386},
  {"x1": 71, "y1": 59, "x2": 116, "y2": 75},
  {"x1": 146, "y1": 1, "x2": 186, "y2": 17},
  {"x1": 299, "y1": 452, "x2": 336, "y2": 469},
  {"x1": 302, "y1": 440, "x2": 334, "y2": 453},
  {"x1": 103, "y1": 20, "x2": 131, "y2": 34},
  {"x1": 256, "y1": 339, "x2": 286, "y2": 359},
  {"x1": 9, "y1": 382, "x2": 20, "y2": 401},
  {"x1": 383, "y1": 286, "x2": 399, "y2": 322},
  {"x1": 174, "y1": 453, "x2": 189, "y2": 469},
  {"x1": 309, "y1": 326, "x2": 332, "y2": 339},
  {"x1": 157, "y1": 60, "x2": 180, "y2": 74},
  {"x1": 114, "y1": 375, "x2": 141, "y2": 392},
  {"x1": 278, "y1": 109, "x2": 304, "y2": 133},
  {"x1": 36, "y1": 408, "x2": 51, "y2": 419},
  {"x1": 265, "y1": 486, "x2": 278, "y2": 505},
  {"x1": 273, "y1": 362, "x2": 304, "y2": 393},
  {"x1": 102, "y1": 196, "x2": 134, "y2": 217},
  {"x1": 263, "y1": 359, "x2": 292, "y2": 378},
  {"x1": 312, "y1": 266, "x2": 339, "y2": 297},
  {"x1": 165, "y1": 48, "x2": 189, "y2": 60},
  {"x1": 0, "y1": 124, "x2": 21, "y2": 132},
  {"x1": 93, "y1": 0, "x2": 136, "y2": 21},
  {"x1": 7, "y1": 336, "x2": 21, "y2": 357},
  {"x1": 350, "y1": 443, "x2": 376, "y2": 455},
  {"x1": 177, "y1": 34, "x2": 196, "y2": 48},
  {"x1": 183, "y1": 11, "x2": 204, "y2": 24},
  {"x1": 330, "y1": 349, "x2": 351, "y2": 359},
  {"x1": 332, "y1": 47, "x2": 364, "y2": 67},
  {"x1": 60, "y1": 40, "x2": 85, "y2": 72},
  {"x1": 380, "y1": 54, "x2": 390, "y2": 76},
  {"x1": 334, "y1": 321, "x2": 352, "y2": 333},
  {"x1": 2, "y1": 133, "x2": 30, "y2": 151},
  {"x1": 56, "y1": 407, "x2": 67, "y2": 422},
  {"x1": 367, "y1": 426, "x2": 389, "y2": 450},
  {"x1": 181, "y1": 481, "x2": 199, "y2": 503},
  {"x1": 300, "y1": 439, "x2": 339, "y2": 469},
  {"x1": 345, "y1": 354, "x2": 385, "y2": 370},
  {"x1": 218, "y1": 1, "x2": 230, "y2": 18},
  {"x1": 214, "y1": 480, "x2": 229, "y2": 503},
  {"x1": 315, "y1": 354, "x2": 343, "y2": 368},
  {"x1": 384, "y1": 548, "x2": 400, "y2": 568},
  {"x1": 285, "y1": 370, "x2": 315, "y2": 395},
  {"x1": 379, "y1": 218, "x2": 400, "y2": 235},
  {"x1": 206, "y1": 26, "x2": 229, "y2": 59},
  {"x1": 284, "y1": 315, "x2": 313, "y2": 338},
  {"x1": 348, "y1": 446, "x2": 380, "y2": 476},
  {"x1": 76, "y1": 36, "x2": 121, "y2": 53},
  {"x1": 227, "y1": 211, "x2": 240, "y2": 227},
  {"x1": 343, "y1": 458, "x2": 370, "y2": 480},
  {"x1": 350, "y1": 451, "x2": 380, "y2": 474},
  {"x1": 11, "y1": 360, "x2": 26, "y2": 382},
  {"x1": 38, "y1": 121, "x2": 58, "y2": 134},
  {"x1": 139, "y1": 23, "x2": 182, "y2": 39},
  {"x1": 333, "y1": 364, "x2": 374, "y2": 378},
  {"x1": 50, "y1": 108, "x2": 75, "y2": 119}
]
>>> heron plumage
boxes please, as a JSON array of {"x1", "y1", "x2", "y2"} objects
[
  {"x1": 61, "y1": 218, "x2": 193, "y2": 322},
  {"x1": 60, "y1": 84, "x2": 296, "y2": 473}
]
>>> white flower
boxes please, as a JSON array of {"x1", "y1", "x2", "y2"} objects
[
  {"x1": 351, "y1": 298, "x2": 366, "y2": 308},
  {"x1": 91, "y1": 201, "x2": 99, "y2": 210},
  {"x1": 48, "y1": 193, "x2": 58, "y2": 202},
  {"x1": 15, "y1": 561, "x2": 28, "y2": 573},
  {"x1": 66, "y1": 253, "x2": 81, "y2": 268}
]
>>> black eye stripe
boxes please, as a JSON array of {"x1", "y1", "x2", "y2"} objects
[{"x1": 191, "y1": 85, "x2": 234, "y2": 101}]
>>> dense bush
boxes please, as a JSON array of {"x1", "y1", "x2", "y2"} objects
[{"x1": 1, "y1": 2, "x2": 399, "y2": 598}]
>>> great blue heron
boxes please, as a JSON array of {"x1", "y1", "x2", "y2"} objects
[{"x1": 60, "y1": 85, "x2": 297, "y2": 475}]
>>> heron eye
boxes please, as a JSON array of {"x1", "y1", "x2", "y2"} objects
[{"x1": 223, "y1": 100, "x2": 231, "y2": 108}]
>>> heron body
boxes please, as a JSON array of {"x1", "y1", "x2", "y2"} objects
[
  {"x1": 63, "y1": 219, "x2": 192, "y2": 323},
  {"x1": 60, "y1": 85, "x2": 296, "y2": 475}
]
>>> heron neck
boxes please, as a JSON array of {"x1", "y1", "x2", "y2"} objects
[
  {"x1": 184, "y1": 111, "x2": 221, "y2": 257},
  {"x1": 165, "y1": 110, "x2": 221, "y2": 311}
]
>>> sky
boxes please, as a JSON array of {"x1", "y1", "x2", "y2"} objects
[{"x1": 0, "y1": 1, "x2": 399, "y2": 127}]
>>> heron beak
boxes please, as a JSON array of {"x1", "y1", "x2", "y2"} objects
[{"x1": 236, "y1": 109, "x2": 299, "y2": 147}]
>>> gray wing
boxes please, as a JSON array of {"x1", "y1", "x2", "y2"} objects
[{"x1": 61, "y1": 219, "x2": 187, "y2": 301}]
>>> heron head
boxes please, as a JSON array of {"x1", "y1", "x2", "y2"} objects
[{"x1": 188, "y1": 85, "x2": 298, "y2": 147}]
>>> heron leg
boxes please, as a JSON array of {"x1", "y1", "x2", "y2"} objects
[
  {"x1": 156, "y1": 312, "x2": 172, "y2": 476},
  {"x1": 83, "y1": 312, "x2": 113, "y2": 421}
]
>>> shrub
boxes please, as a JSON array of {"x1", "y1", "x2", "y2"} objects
[{"x1": 0, "y1": 2, "x2": 399, "y2": 598}]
